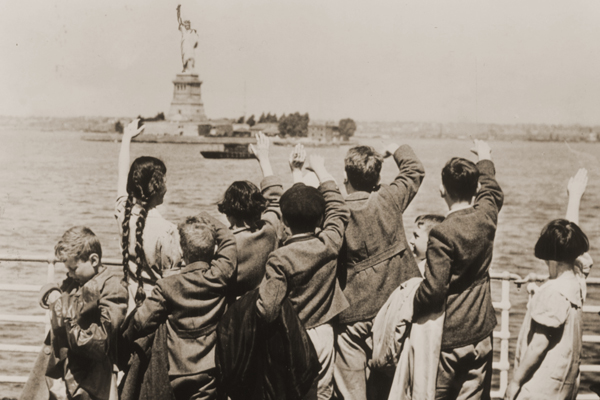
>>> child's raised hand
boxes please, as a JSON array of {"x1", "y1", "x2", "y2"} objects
[
  {"x1": 250, "y1": 131, "x2": 270, "y2": 161},
  {"x1": 470, "y1": 140, "x2": 492, "y2": 161},
  {"x1": 567, "y1": 168, "x2": 588, "y2": 199},
  {"x1": 382, "y1": 143, "x2": 400, "y2": 158},
  {"x1": 307, "y1": 154, "x2": 334, "y2": 183},
  {"x1": 123, "y1": 119, "x2": 145, "y2": 141},
  {"x1": 289, "y1": 144, "x2": 306, "y2": 172}
]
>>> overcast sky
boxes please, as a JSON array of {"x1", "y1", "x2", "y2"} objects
[{"x1": 1, "y1": 0, "x2": 600, "y2": 125}]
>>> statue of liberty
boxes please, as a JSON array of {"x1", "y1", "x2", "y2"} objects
[{"x1": 176, "y1": 5, "x2": 199, "y2": 73}]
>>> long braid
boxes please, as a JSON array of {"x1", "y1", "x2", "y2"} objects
[
  {"x1": 121, "y1": 195, "x2": 134, "y2": 282},
  {"x1": 133, "y1": 204, "x2": 148, "y2": 307},
  {"x1": 124, "y1": 156, "x2": 167, "y2": 308}
]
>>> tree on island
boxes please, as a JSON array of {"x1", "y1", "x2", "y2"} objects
[
  {"x1": 236, "y1": 116, "x2": 245, "y2": 124},
  {"x1": 279, "y1": 112, "x2": 310, "y2": 137},
  {"x1": 257, "y1": 113, "x2": 279, "y2": 124},
  {"x1": 115, "y1": 121, "x2": 124, "y2": 133},
  {"x1": 137, "y1": 112, "x2": 165, "y2": 124},
  {"x1": 247, "y1": 115, "x2": 256, "y2": 127},
  {"x1": 339, "y1": 118, "x2": 357, "y2": 140}
]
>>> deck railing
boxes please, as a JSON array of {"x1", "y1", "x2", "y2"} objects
[{"x1": 0, "y1": 254, "x2": 598, "y2": 399}]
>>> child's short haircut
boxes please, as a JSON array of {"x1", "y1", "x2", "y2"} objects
[
  {"x1": 178, "y1": 216, "x2": 216, "y2": 263},
  {"x1": 345, "y1": 146, "x2": 384, "y2": 192},
  {"x1": 415, "y1": 214, "x2": 445, "y2": 233},
  {"x1": 534, "y1": 219, "x2": 589, "y2": 263},
  {"x1": 280, "y1": 183, "x2": 326, "y2": 233},
  {"x1": 441, "y1": 157, "x2": 480, "y2": 202},
  {"x1": 55, "y1": 226, "x2": 102, "y2": 262}
]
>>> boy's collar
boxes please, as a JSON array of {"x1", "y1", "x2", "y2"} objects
[
  {"x1": 284, "y1": 232, "x2": 317, "y2": 245},
  {"x1": 232, "y1": 226, "x2": 250, "y2": 235},
  {"x1": 345, "y1": 191, "x2": 372, "y2": 201},
  {"x1": 446, "y1": 204, "x2": 473, "y2": 217}
]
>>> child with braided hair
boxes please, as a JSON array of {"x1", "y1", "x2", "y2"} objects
[{"x1": 115, "y1": 119, "x2": 183, "y2": 313}]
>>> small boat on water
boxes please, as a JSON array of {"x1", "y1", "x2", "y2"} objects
[{"x1": 200, "y1": 143, "x2": 254, "y2": 159}]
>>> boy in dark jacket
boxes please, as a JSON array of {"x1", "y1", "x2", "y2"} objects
[
  {"x1": 122, "y1": 213, "x2": 237, "y2": 400},
  {"x1": 334, "y1": 143, "x2": 424, "y2": 400},
  {"x1": 257, "y1": 154, "x2": 350, "y2": 400},
  {"x1": 39, "y1": 226, "x2": 128, "y2": 400},
  {"x1": 412, "y1": 140, "x2": 504, "y2": 400}
]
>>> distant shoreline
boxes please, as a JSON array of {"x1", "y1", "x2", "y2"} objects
[{"x1": 1, "y1": 116, "x2": 598, "y2": 143}]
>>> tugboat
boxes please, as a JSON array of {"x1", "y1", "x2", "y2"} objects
[{"x1": 200, "y1": 143, "x2": 254, "y2": 159}]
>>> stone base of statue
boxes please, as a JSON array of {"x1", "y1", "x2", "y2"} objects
[{"x1": 167, "y1": 73, "x2": 208, "y2": 122}]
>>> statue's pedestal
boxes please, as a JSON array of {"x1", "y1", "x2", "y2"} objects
[{"x1": 167, "y1": 73, "x2": 208, "y2": 122}]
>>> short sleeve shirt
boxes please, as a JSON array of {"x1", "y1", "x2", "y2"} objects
[{"x1": 514, "y1": 273, "x2": 584, "y2": 400}]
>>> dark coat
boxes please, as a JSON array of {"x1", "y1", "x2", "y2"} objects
[
  {"x1": 232, "y1": 175, "x2": 284, "y2": 297},
  {"x1": 120, "y1": 323, "x2": 176, "y2": 400},
  {"x1": 123, "y1": 213, "x2": 237, "y2": 376},
  {"x1": 338, "y1": 145, "x2": 425, "y2": 324},
  {"x1": 413, "y1": 159, "x2": 504, "y2": 350},
  {"x1": 216, "y1": 289, "x2": 319, "y2": 400},
  {"x1": 257, "y1": 180, "x2": 350, "y2": 329}
]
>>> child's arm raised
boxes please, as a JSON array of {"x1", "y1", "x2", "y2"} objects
[
  {"x1": 259, "y1": 144, "x2": 305, "y2": 230},
  {"x1": 195, "y1": 212, "x2": 237, "y2": 284},
  {"x1": 471, "y1": 140, "x2": 504, "y2": 216},
  {"x1": 117, "y1": 119, "x2": 144, "y2": 198},
  {"x1": 565, "y1": 168, "x2": 593, "y2": 280},
  {"x1": 566, "y1": 168, "x2": 588, "y2": 225},
  {"x1": 381, "y1": 143, "x2": 425, "y2": 212},
  {"x1": 289, "y1": 144, "x2": 306, "y2": 184},
  {"x1": 123, "y1": 283, "x2": 169, "y2": 342},
  {"x1": 257, "y1": 254, "x2": 288, "y2": 323},
  {"x1": 309, "y1": 155, "x2": 350, "y2": 252},
  {"x1": 413, "y1": 229, "x2": 453, "y2": 318},
  {"x1": 250, "y1": 132, "x2": 274, "y2": 178},
  {"x1": 504, "y1": 324, "x2": 552, "y2": 400}
]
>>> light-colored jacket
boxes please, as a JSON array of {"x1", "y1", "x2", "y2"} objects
[
  {"x1": 370, "y1": 276, "x2": 445, "y2": 400},
  {"x1": 371, "y1": 277, "x2": 422, "y2": 371}
]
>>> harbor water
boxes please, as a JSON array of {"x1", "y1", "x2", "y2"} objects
[{"x1": 0, "y1": 128, "x2": 599, "y2": 398}]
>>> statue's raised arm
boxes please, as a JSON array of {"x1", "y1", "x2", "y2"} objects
[{"x1": 177, "y1": 5, "x2": 183, "y2": 29}]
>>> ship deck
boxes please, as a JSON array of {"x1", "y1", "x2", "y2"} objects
[{"x1": 1, "y1": 254, "x2": 599, "y2": 399}]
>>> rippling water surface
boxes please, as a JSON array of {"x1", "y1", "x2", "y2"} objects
[{"x1": 0, "y1": 128, "x2": 599, "y2": 397}]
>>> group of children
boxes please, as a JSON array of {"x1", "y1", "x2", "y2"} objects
[{"x1": 33, "y1": 118, "x2": 592, "y2": 400}]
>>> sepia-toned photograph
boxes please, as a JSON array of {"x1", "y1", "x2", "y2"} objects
[{"x1": 0, "y1": 1, "x2": 599, "y2": 399}]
